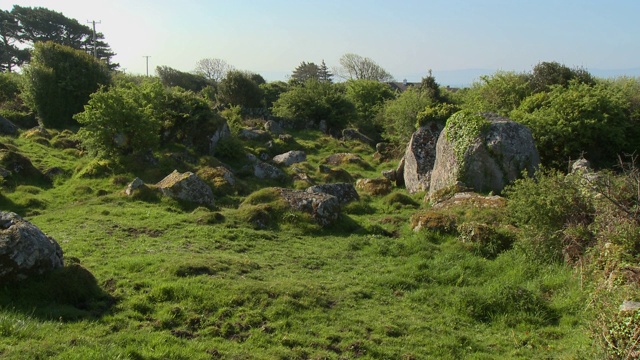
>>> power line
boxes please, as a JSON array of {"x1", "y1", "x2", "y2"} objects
[{"x1": 87, "y1": 20, "x2": 101, "y2": 58}]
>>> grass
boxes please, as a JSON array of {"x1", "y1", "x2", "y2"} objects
[{"x1": 0, "y1": 130, "x2": 598, "y2": 359}]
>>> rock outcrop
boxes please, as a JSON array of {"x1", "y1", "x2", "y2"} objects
[
  {"x1": 156, "y1": 170, "x2": 215, "y2": 207},
  {"x1": 209, "y1": 122, "x2": 231, "y2": 156},
  {"x1": 0, "y1": 212, "x2": 64, "y2": 282},
  {"x1": 276, "y1": 188, "x2": 341, "y2": 227},
  {"x1": 273, "y1": 150, "x2": 306, "y2": 166},
  {"x1": 355, "y1": 178, "x2": 392, "y2": 196},
  {"x1": 342, "y1": 128, "x2": 375, "y2": 146},
  {"x1": 429, "y1": 112, "x2": 539, "y2": 195},
  {"x1": 306, "y1": 183, "x2": 359, "y2": 205},
  {"x1": 402, "y1": 122, "x2": 444, "y2": 193}
]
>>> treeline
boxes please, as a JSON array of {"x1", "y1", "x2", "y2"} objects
[{"x1": 0, "y1": 6, "x2": 639, "y2": 172}]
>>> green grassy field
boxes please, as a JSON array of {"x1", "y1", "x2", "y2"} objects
[{"x1": 0, "y1": 131, "x2": 597, "y2": 359}]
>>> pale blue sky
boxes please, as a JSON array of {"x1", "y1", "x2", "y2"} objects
[{"x1": 3, "y1": 0, "x2": 640, "y2": 85}]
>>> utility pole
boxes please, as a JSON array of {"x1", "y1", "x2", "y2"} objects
[
  {"x1": 87, "y1": 20, "x2": 101, "y2": 58},
  {"x1": 143, "y1": 56, "x2": 151, "y2": 76}
]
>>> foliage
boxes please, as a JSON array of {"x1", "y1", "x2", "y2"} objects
[
  {"x1": 418, "y1": 70, "x2": 444, "y2": 103},
  {"x1": 260, "y1": 81, "x2": 289, "y2": 110},
  {"x1": 21, "y1": 41, "x2": 111, "y2": 129},
  {"x1": 0, "y1": 10, "x2": 29, "y2": 72},
  {"x1": 461, "y1": 71, "x2": 532, "y2": 116},
  {"x1": 416, "y1": 102, "x2": 459, "y2": 127},
  {"x1": 290, "y1": 60, "x2": 333, "y2": 84},
  {"x1": 344, "y1": 79, "x2": 395, "y2": 132},
  {"x1": 9, "y1": 5, "x2": 117, "y2": 68},
  {"x1": 336, "y1": 53, "x2": 394, "y2": 82},
  {"x1": 193, "y1": 58, "x2": 234, "y2": 83},
  {"x1": 151, "y1": 87, "x2": 225, "y2": 154},
  {"x1": 156, "y1": 65, "x2": 211, "y2": 92},
  {"x1": 444, "y1": 110, "x2": 490, "y2": 167},
  {"x1": 511, "y1": 80, "x2": 631, "y2": 169},
  {"x1": 504, "y1": 169, "x2": 594, "y2": 263},
  {"x1": 530, "y1": 61, "x2": 595, "y2": 93},
  {"x1": 271, "y1": 80, "x2": 355, "y2": 130},
  {"x1": 74, "y1": 80, "x2": 162, "y2": 159},
  {"x1": 382, "y1": 87, "x2": 435, "y2": 144},
  {"x1": 217, "y1": 70, "x2": 263, "y2": 109}
]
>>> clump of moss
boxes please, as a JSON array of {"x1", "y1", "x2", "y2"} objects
[{"x1": 444, "y1": 110, "x2": 490, "y2": 167}]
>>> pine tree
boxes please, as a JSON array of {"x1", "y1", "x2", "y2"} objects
[{"x1": 318, "y1": 60, "x2": 333, "y2": 83}]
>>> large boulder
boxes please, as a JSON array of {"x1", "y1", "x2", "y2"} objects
[
  {"x1": 403, "y1": 122, "x2": 444, "y2": 193},
  {"x1": 156, "y1": 170, "x2": 215, "y2": 207},
  {"x1": 429, "y1": 112, "x2": 539, "y2": 195},
  {"x1": 0, "y1": 212, "x2": 64, "y2": 282},
  {"x1": 273, "y1": 150, "x2": 306, "y2": 166},
  {"x1": 253, "y1": 161, "x2": 286, "y2": 180},
  {"x1": 306, "y1": 183, "x2": 359, "y2": 205},
  {"x1": 276, "y1": 188, "x2": 341, "y2": 227}
]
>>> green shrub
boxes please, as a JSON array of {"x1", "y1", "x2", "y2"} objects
[
  {"x1": 504, "y1": 169, "x2": 594, "y2": 263},
  {"x1": 22, "y1": 42, "x2": 111, "y2": 129},
  {"x1": 74, "y1": 81, "x2": 162, "y2": 159}
]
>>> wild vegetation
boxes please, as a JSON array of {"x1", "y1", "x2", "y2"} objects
[{"x1": 1, "y1": 5, "x2": 640, "y2": 359}]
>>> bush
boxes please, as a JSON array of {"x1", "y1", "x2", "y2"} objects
[
  {"x1": 504, "y1": 169, "x2": 594, "y2": 263},
  {"x1": 382, "y1": 87, "x2": 435, "y2": 144},
  {"x1": 272, "y1": 80, "x2": 355, "y2": 130},
  {"x1": 22, "y1": 42, "x2": 111, "y2": 129},
  {"x1": 74, "y1": 81, "x2": 162, "y2": 159}
]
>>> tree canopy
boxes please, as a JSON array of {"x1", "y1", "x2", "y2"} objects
[
  {"x1": 0, "y1": 5, "x2": 118, "y2": 71},
  {"x1": 290, "y1": 60, "x2": 333, "y2": 84},
  {"x1": 194, "y1": 58, "x2": 234, "y2": 83},
  {"x1": 336, "y1": 53, "x2": 394, "y2": 82}
]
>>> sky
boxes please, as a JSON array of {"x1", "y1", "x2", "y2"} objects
[{"x1": 3, "y1": 0, "x2": 640, "y2": 86}]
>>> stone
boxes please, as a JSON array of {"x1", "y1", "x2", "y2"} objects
[
  {"x1": 0, "y1": 116, "x2": 18, "y2": 136},
  {"x1": 429, "y1": 112, "x2": 540, "y2": 195},
  {"x1": 279, "y1": 134, "x2": 294, "y2": 142},
  {"x1": 239, "y1": 128, "x2": 271, "y2": 141},
  {"x1": 273, "y1": 150, "x2": 306, "y2": 166},
  {"x1": 209, "y1": 122, "x2": 231, "y2": 156},
  {"x1": 125, "y1": 177, "x2": 145, "y2": 196},
  {"x1": 620, "y1": 300, "x2": 640, "y2": 313},
  {"x1": 395, "y1": 157, "x2": 405, "y2": 187},
  {"x1": 403, "y1": 122, "x2": 444, "y2": 193},
  {"x1": 155, "y1": 170, "x2": 215, "y2": 207},
  {"x1": 381, "y1": 169, "x2": 397, "y2": 182},
  {"x1": 342, "y1": 128, "x2": 375, "y2": 146},
  {"x1": 306, "y1": 183, "x2": 359, "y2": 205},
  {"x1": 264, "y1": 120, "x2": 284, "y2": 135},
  {"x1": 0, "y1": 149, "x2": 47, "y2": 183},
  {"x1": 275, "y1": 188, "x2": 341, "y2": 227},
  {"x1": 253, "y1": 161, "x2": 286, "y2": 180},
  {"x1": 0, "y1": 211, "x2": 64, "y2": 282},
  {"x1": 355, "y1": 178, "x2": 392, "y2": 196},
  {"x1": 323, "y1": 153, "x2": 369, "y2": 168}
]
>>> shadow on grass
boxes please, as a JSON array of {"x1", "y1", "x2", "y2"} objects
[{"x1": 0, "y1": 262, "x2": 115, "y2": 321}]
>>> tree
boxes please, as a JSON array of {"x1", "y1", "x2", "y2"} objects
[
  {"x1": 344, "y1": 79, "x2": 394, "y2": 132},
  {"x1": 418, "y1": 70, "x2": 443, "y2": 103},
  {"x1": 290, "y1": 61, "x2": 332, "y2": 84},
  {"x1": 194, "y1": 58, "x2": 233, "y2": 83},
  {"x1": 0, "y1": 10, "x2": 29, "y2": 72},
  {"x1": 22, "y1": 41, "x2": 111, "y2": 128},
  {"x1": 156, "y1": 65, "x2": 211, "y2": 92},
  {"x1": 10, "y1": 5, "x2": 117, "y2": 68},
  {"x1": 336, "y1": 53, "x2": 393, "y2": 82},
  {"x1": 272, "y1": 80, "x2": 355, "y2": 130},
  {"x1": 290, "y1": 61, "x2": 320, "y2": 84},
  {"x1": 318, "y1": 60, "x2": 333, "y2": 83},
  {"x1": 530, "y1": 61, "x2": 594, "y2": 93},
  {"x1": 217, "y1": 70, "x2": 263, "y2": 108}
]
